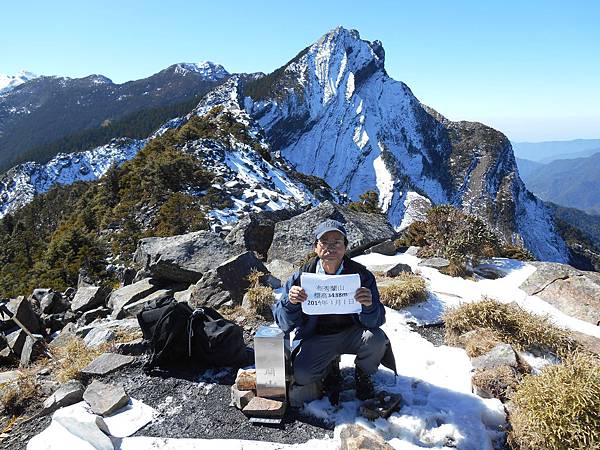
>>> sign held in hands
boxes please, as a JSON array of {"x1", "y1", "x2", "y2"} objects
[{"x1": 300, "y1": 273, "x2": 361, "y2": 315}]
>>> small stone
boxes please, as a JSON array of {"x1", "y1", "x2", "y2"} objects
[
  {"x1": 231, "y1": 384, "x2": 255, "y2": 409},
  {"x1": 418, "y1": 257, "x2": 450, "y2": 270},
  {"x1": 42, "y1": 380, "x2": 84, "y2": 414},
  {"x1": 71, "y1": 285, "x2": 110, "y2": 313},
  {"x1": 405, "y1": 246, "x2": 420, "y2": 256},
  {"x1": 242, "y1": 396, "x2": 285, "y2": 418},
  {"x1": 19, "y1": 334, "x2": 43, "y2": 367},
  {"x1": 385, "y1": 263, "x2": 413, "y2": 278},
  {"x1": 81, "y1": 353, "x2": 135, "y2": 376},
  {"x1": 235, "y1": 369, "x2": 256, "y2": 391},
  {"x1": 472, "y1": 343, "x2": 518, "y2": 370},
  {"x1": 340, "y1": 424, "x2": 394, "y2": 450},
  {"x1": 40, "y1": 292, "x2": 69, "y2": 315},
  {"x1": 49, "y1": 323, "x2": 77, "y2": 350},
  {"x1": 365, "y1": 240, "x2": 397, "y2": 256},
  {"x1": 6, "y1": 329, "x2": 27, "y2": 356},
  {"x1": 0, "y1": 370, "x2": 20, "y2": 384},
  {"x1": 83, "y1": 380, "x2": 130, "y2": 416}
]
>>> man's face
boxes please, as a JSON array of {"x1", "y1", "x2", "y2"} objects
[{"x1": 315, "y1": 230, "x2": 346, "y2": 264}]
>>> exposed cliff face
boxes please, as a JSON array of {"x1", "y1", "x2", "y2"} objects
[{"x1": 240, "y1": 27, "x2": 568, "y2": 262}]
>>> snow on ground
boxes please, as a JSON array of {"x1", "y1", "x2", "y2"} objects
[{"x1": 29, "y1": 253, "x2": 599, "y2": 449}]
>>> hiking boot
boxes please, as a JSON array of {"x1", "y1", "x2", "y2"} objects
[
  {"x1": 355, "y1": 366, "x2": 375, "y2": 401},
  {"x1": 322, "y1": 357, "x2": 342, "y2": 406}
]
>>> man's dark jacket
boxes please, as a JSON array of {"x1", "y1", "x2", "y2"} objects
[{"x1": 273, "y1": 256, "x2": 397, "y2": 374}]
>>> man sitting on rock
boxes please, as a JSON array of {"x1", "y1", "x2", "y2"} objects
[{"x1": 273, "y1": 219, "x2": 392, "y2": 407}]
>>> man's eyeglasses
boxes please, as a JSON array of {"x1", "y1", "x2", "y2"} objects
[{"x1": 317, "y1": 239, "x2": 345, "y2": 248}]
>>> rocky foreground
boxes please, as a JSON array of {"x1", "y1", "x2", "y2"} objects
[{"x1": 1, "y1": 202, "x2": 599, "y2": 449}]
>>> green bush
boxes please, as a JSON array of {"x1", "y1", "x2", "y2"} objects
[
  {"x1": 348, "y1": 190, "x2": 382, "y2": 214},
  {"x1": 425, "y1": 205, "x2": 500, "y2": 266},
  {"x1": 394, "y1": 221, "x2": 428, "y2": 248},
  {"x1": 499, "y1": 244, "x2": 534, "y2": 261},
  {"x1": 153, "y1": 192, "x2": 209, "y2": 236},
  {"x1": 379, "y1": 273, "x2": 427, "y2": 309},
  {"x1": 509, "y1": 352, "x2": 600, "y2": 450}
]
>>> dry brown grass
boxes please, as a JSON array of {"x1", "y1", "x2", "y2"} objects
[
  {"x1": 443, "y1": 299, "x2": 577, "y2": 357},
  {"x1": 245, "y1": 286, "x2": 275, "y2": 317},
  {"x1": 379, "y1": 273, "x2": 427, "y2": 310},
  {"x1": 472, "y1": 365, "x2": 520, "y2": 402},
  {"x1": 439, "y1": 261, "x2": 471, "y2": 278},
  {"x1": 52, "y1": 337, "x2": 109, "y2": 383},
  {"x1": 1, "y1": 414, "x2": 20, "y2": 434},
  {"x1": 246, "y1": 268, "x2": 264, "y2": 288},
  {"x1": 114, "y1": 328, "x2": 143, "y2": 344},
  {"x1": 508, "y1": 352, "x2": 600, "y2": 450},
  {"x1": 463, "y1": 328, "x2": 503, "y2": 358},
  {"x1": 0, "y1": 367, "x2": 41, "y2": 414}
]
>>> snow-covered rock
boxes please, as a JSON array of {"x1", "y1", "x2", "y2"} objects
[
  {"x1": 0, "y1": 70, "x2": 37, "y2": 94},
  {"x1": 173, "y1": 61, "x2": 229, "y2": 81},
  {"x1": 240, "y1": 27, "x2": 569, "y2": 262}
]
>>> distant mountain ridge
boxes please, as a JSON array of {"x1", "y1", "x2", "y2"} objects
[
  {"x1": 0, "y1": 27, "x2": 572, "y2": 265},
  {"x1": 0, "y1": 62, "x2": 229, "y2": 172},
  {"x1": 511, "y1": 138, "x2": 600, "y2": 163},
  {"x1": 517, "y1": 152, "x2": 600, "y2": 215}
]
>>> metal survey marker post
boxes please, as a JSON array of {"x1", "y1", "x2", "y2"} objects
[{"x1": 254, "y1": 325, "x2": 286, "y2": 401}]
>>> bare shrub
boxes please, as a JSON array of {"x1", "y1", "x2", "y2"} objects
[
  {"x1": 379, "y1": 273, "x2": 427, "y2": 309},
  {"x1": 509, "y1": 352, "x2": 600, "y2": 450},
  {"x1": 53, "y1": 337, "x2": 109, "y2": 383},
  {"x1": 472, "y1": 365, "x2": 521, "y2": 402},
  {"x1": 443, "y1": 299, "x2": 577, "y2": 357}
]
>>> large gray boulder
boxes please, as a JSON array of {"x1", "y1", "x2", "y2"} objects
[
  {"x1": 71, "y1": 285, "x2": 110, "y2": 313},
  {"x1": 520, "y1": 262, "x2": 600, "y2": 325},
  {"x1": 225, "y1": 210, "x2": 298, "y2": 260},
  {"x1": 108, "y1": 278, "x2": 161, "y2": 319},
  {"x1": 191, "y1": 251, "x2": 269, "y2": 308},
  {"x1": 0, "y1": 296, "x2": 41, "y2": 335},
  {"x1": 117, "y1": 288, "x2": 173, "y2": 319},
  {"x1": 267, "y1": 201, "x2": 396, "y2": 265},
  {"x1": 133, "y1": 231, "x2": 238, "y2": 283},
  {"x1": 40, "y1": 292, "x2": 69, "y2": 315}
]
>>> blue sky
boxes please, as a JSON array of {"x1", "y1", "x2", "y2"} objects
[{"x1": 2, "y1": 0, "x2": 599, "y2": 142}]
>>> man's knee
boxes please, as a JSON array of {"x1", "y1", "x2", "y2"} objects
[
  {"x1": 293, "y1": 361, "x2": 321, "y2": 386},
  {"x1": 362, "y1": 328, "x2": 387, "y2": 351}
]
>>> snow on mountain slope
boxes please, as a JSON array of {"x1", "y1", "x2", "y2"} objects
[
  {"x1": 0, "y1": 28, "x2": 570, "y2": 263},
  {"x1": 0, "y1": 70, "x2": 37, "y2": 94},
  {"x1": 173, "y1": 61, "x2": 229, "y2": 81},
  {"x1": 0, "y1": 138, "x2": 145, "y2": 218},
  {"x1": 242, "y1": 27, "x2": 569, "y2": 263}
]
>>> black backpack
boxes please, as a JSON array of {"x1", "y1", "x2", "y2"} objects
[
  {"x1": 189, "y1": 307, "x2": 250, "y2": 369},
  {"x1": 137, "y1": 297, "x2": 250, "y2": 373}
]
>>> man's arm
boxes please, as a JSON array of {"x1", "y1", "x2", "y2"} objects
[
  {"x1": 273, "y1": 271, "x2": 304, "y2": 334},
  {"x1": 357, "y1": 270, "x2": 385, "y2": 329}
]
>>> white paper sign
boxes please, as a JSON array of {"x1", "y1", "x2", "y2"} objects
[{"x1": 300, "y1": 273, "x2": 361, "y2": 315}]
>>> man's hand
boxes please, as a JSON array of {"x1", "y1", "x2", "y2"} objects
[
  {"x1": 354, "y1": 287, "x2": 372, "y2": 307},
  {"x1": 288, "y1": 286, "x2": 307, "y2": 304}
]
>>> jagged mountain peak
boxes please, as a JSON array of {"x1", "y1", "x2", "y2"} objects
[
  {"x1": 171, "y1": 61, "x2": 229, "y2": 81},
  {"x1": 312, "y1": 26, "x2": 385, "y2": 71}
]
